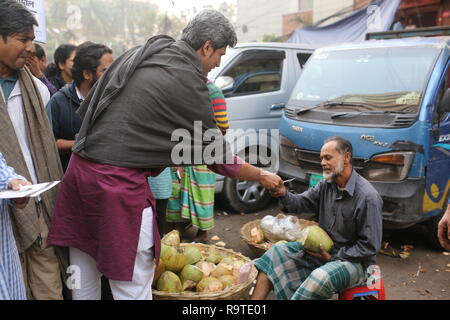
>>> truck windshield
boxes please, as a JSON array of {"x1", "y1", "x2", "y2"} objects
[{"x1": 291, "y1": 46, "x2": 440, "y2": 113}]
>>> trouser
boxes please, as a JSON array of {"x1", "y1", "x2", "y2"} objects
[
  {"x1": 69, "y1": 207, "x2": 155, "y2": 300},
  {"x1": 20, "y1": 201, "x2": 63, "y2": 300}
]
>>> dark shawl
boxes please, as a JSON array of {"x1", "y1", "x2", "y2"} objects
[{"x1": 74, "y1": 35, "x2": 231, "y2": 168}]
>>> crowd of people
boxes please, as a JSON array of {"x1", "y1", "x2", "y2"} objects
[{"x1": 0, "y1": 0, "x2": 449, "y2": 301}]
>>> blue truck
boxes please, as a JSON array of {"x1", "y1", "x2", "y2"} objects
[{"x1": 278, "y1": 27, "x2": 450, "y2": 247}]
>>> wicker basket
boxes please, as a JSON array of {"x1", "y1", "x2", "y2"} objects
[
  {"x1": 240, "y1": 218, "x2": 318, "y2": 257},
  {"x1": 153, "y1": 243, "x2": 258, "y2": 300}
]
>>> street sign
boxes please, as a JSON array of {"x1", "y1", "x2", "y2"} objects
[{"x1": 16, "y1": 0, "x2": 47, "y2": 43}]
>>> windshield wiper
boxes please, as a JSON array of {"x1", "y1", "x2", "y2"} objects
[
  {"x1": 331, "y1": 110, "x2": 411, "y2": 119},
  {"x1": 295, "y1": 101, "x2": 375, "y2": 115}
]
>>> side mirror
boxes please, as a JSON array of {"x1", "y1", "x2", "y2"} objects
[
  {"x1": 438, "y1": 88, "x2": 450, "y2": 113},
  {"x1": 214, "y1": 76, "x2": 234, "y2": 93}
]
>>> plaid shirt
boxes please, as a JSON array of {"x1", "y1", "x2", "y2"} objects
[{"x1": 0, "y1": 152, "x2": 26, "y2": 300}]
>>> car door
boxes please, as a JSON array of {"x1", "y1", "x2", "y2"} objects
[{"x1": 215, "y1": 48, "x2": 289, "y2": 132}]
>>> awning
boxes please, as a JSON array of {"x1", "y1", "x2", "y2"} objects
[{"x1": 288, "y1": 0, "x2": 401, "y2": 45}]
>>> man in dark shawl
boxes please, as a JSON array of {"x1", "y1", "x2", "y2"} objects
[{"x1": 48, "y1": 9, "x2": 283, "y2": 300}]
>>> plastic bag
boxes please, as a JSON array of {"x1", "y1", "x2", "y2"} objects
[{"x1": 260, "y1": 214, "x2": 305, "y2": 242}]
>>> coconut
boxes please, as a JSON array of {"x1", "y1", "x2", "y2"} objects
[
  {"x1": 183, "y1": 245, "x2": 203, "y2": 265},
  {"x1": 180, "y1": 265, "x2": 204, "y2": 283},
  {"x1": 250, "y1": 226, "x2": 265, "y2": 243},
  {"x1": 152, "y1": 259, "x2": 166, "y2": 288},
  {"x1": 195, "y1": 261, "x2": 216, "y2": 277},
  {"x1": 276, "y1": 240, "x2": 288, "y2": 245},
  {"x1": 218, "y1": 275, "x2": 237, "y2": 289},
  {"x1": 161, "y1": 245, "x2": 188, "y2": 273},
  {"x1": 206, "y1": 248, "x2": 222, "y2": 264},
  {"x1": 196, "y1": 276, "x2": 224, "y2": 293},
  {"x1": 231, "y1": 260, "x2": 245, "y2": 278},
  {"x1": 161, "y1": 230, "x2": 180, "y2": 247},
  {"x1": 220, "y1": 256, "x2": 234, "y2": 266},
  {"x1": 156, "y1": 271, "x2": 182, "y2": 293},
  {"x1": 210, "y1": 263, "x2": 233, "y2": 278},
  {"x1": 302, "y1": 225, "x2": 334, "y2": 253}
]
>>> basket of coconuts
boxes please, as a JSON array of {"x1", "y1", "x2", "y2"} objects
[
  {"x1": 152, "y1": 230, "x2": 258, "y2": 300},
  {"x1": 240, "y1": 214, "x2": 329, "y2": 257}
]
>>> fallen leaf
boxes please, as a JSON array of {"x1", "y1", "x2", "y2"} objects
[
  {"x1": 425, "y1": 289, "x2": 432, "y2": 295},
  {"x1": 443, "y1": 252, "x2": 450, "y2": 256},
  {"x1": 399, "y1": 251, "x2": 410, "y2": 259},
  {"x1": 211, "y1": 236, "x2": 220, "y2": 241},
  {"x1": 447, "y1": 264, "x2": 450, "y2": 268},
  {"x1": 223, "y1": 212, "x2": 229, "y2": 216},
  {"x1": 225, "y1": 228, "x2": 231, "y2": 231},
  {"x1": 216, "y1": 241, "x2": 226, "y2": 247},
  {"x1": 446, "y1": 269, "x2": 450, "y2": 272},
  {"x1": 240, "y1": 212, "x2": 245, "y2": 216},
  {"x1": 217, "y1": 212, "x2": 222, "y2": 216},
  {"x1": 401, "y1": 245, "x2": 414, "y2": 251},
  {"x1": 442, "y1": 289, "x2": 447, "y2": 292},
  {"x1": 435, "y1": 269, "x2": 440, "y2": 272}
]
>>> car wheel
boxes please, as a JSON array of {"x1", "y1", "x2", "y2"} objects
[{"x1": 220, "y1": 146, "x2": 276, "y2": 213}]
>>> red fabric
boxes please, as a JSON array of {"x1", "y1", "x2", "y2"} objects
[
  {"x1": 48, "y1": 154, "x2": 161, "y2": 281},
  {"x1": 48, "y1": 154, "x2": 243, "y2": 281}
]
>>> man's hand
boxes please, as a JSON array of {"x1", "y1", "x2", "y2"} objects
[
  {"x1": 305, "y1": 244, "x2": 332, "y2": 262},
  {"x1": 438, "y1": 206, "x2": 450, "y2": 251},
  {"x1": 269, "y1": 183, "x2": 287, "y2": 198},
  {"x1": 258, "y1": 170, "x2": 283, "y2": 191},
  {"x1": 26, "y1": 54, "x2": 44, "y2": 78},
  {"x1": 8, "y1": 179, "x2": 31, "y2": 209}
]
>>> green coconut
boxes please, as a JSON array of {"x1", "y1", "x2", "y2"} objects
[
  {"x1": 196, "y1": 276, "x2": 224, "y2": 293},
  {"x1": 156, "y1": 271, "x2": 182, "y2": 293},
  {"x1": 183, "y1": 245, "x2": 203, "y2": 265},
  {"x1": 220, "y1": 256, "x2": 234, "y2": 265},
  {"x1": 180, "y1": 265, "x2": 204, "y2": 283},
  {"x1": 231, "y1": 260, "x2": 245, "y2": 278},
  {"x1": 206, "y1": 248, "x2": 222, "y2": 264},
  {"x1": 161, "y1": 230, "x2": 180, "y2": 247},
  {"x1": 218, "y1": 275, "x2": 237, "y2": 289},
  {"x1": 152, "y1": 259, "x2": 166, "y2": 288},
  {"x1": 302, "y1": 225, "x2": 334, "y2": 253},
  {"x1": 210, "y1": 263, "x2": 233, "y2": 278},
  {"x1": 195, "y1": 261, "x2": 216, "y2": 277},
  {"x1": 161, "y1": 245, "x2": 188, "y2": 273}
]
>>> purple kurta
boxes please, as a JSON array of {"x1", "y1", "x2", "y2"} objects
[{"x1": 48, "y1": 154, "x2": 242, "y2": 281}]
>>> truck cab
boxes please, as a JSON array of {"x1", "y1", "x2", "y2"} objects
[
  {"x1": 208, "y1": 42, "x2": 316, "y2": 212},
  {"x1": 278, "y1": 31, "x2": 450, "y2": 246}
]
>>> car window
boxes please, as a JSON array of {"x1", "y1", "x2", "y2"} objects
[
  {"x1": 297, "y1": 52, "x2": 312, "y2": 68},
  {"x1": 222, "y1": 50, "x2": 285, "y2": 96}
]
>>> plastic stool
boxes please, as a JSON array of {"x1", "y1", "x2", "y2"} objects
[{"x1": 338, "y1": 279, "x2": 386, "y2": 300}]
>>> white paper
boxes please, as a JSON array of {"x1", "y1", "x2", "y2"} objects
[{"x1": 0, "y1": 181, "x2": 60, "y2": 199}]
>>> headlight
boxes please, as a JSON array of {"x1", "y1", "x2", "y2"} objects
[
  {"x1": 363, "y1": 152, "x2": 415, "y2": 181},
  {"x1": 280, "y1": 136, "x2": 299, "y2": 165}
]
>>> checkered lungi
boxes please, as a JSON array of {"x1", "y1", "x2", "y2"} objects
[{"x1": 254, "y1": 242, "x2": 367, "y2": 300}]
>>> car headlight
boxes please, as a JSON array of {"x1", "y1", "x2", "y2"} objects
[
  {"x1": 280, "y1": 135, "x2": 299, "y2": 165},
  {"x1": 363, "y1": 152, "x2": 415, "y2": 181}
]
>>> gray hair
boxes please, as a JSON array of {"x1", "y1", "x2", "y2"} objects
[
  {"x1": 324, "y1": 136, "x2": 353, "y2": 157},
  {"x1": 181, "y1": 9, "x2": 237, "y2": 51}
]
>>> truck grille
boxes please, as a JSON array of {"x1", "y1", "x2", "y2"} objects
[
  {"x1": 295, "y1": 149, "x2": 367, "y2": 173},
  {"x1": 390, "y1": 114, "x2": 417, "y2": 127}
]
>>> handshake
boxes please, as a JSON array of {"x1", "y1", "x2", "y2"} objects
[{"x1": 258, "y1": 169, "x2": 288, "y2": 198}]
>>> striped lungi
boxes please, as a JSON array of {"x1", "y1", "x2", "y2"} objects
[
  {"x1": 254, "y1": 242, "x2": 367, "y2": 300},
  {"x1": 167, "y1": 165, "x2": 216, "y2": 231}
]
